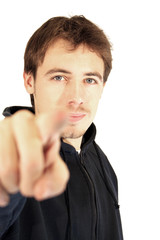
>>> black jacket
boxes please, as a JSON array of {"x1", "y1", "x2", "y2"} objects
[{"x1": 0, "y1": 106, "x2": 123, "y2": 240}]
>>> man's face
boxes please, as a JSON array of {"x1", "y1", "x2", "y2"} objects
[{"x1": 25, "y1": 39, "x2": 105, "y2": 140}]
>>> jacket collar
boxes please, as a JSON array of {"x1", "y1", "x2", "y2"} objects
[
  {"x1": 80, "y1": 123, "x2": 96, "y2": 150},
  {"x1": 61, "y1": 123, "x2": 96, "y2": 154},
  {"x1": 3, "y1": 106, "x2": 35, "y2": 117}
]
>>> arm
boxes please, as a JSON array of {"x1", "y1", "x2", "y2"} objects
[
  {"x1": 0, "y1": 193, "x2": 26, "y2": 237},
  {"x1": 0, "y1": 109, "x2": 69, "y2": 236}
]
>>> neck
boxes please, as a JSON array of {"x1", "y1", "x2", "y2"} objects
[{"x1": 63, "y1": 136, "x2": 82, "y2": 151}]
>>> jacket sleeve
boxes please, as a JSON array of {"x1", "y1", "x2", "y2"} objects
[{"x1": 0, "y1": 192, "x2": 26, "y2": 238}]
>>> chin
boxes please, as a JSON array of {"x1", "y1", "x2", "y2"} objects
[{"x1": 61, "y1": 125, "x2": 87, "y2": 139}]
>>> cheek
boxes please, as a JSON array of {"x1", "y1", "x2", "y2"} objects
[
  {"x1": 88, "y1": 96, "x2": 101, "y2": 119},
  {"x1": 89, "y1": 88, "x2": 103, "y2": 108},
  {"x1": 35, "y1": 84, "x2": 66, "y2": 111}
]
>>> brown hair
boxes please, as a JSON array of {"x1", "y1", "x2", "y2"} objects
[{"x1": 24, "y1": 15, "x2": 112, "y2": 107}]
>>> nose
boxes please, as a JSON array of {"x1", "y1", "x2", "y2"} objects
[{"x1": 67, "y1": 81, "x2": 84, "y2": 109}]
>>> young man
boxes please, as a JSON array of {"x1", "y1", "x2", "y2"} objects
[{"x1": 0, "y1": 16, "x2": 123, "y2": 239}]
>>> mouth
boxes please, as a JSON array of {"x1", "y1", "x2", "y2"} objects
[{"x1": 69, "y1": 113, "x2": 87, "y2": 123}]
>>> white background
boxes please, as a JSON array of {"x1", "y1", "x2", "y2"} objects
[{"x1": 0, "y1": 0, "x2": 160, "y2": 239}]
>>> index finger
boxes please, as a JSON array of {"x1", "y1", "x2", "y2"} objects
[{"x1": 36, "y1": 110, "x2": 68, "y2": 148}]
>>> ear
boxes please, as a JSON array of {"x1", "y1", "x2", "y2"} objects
[
  {"x1": 103, "y1": 81, "x2": 106, "y2": 88},
  {"x1": 23, "y1": 71, "x2": 35, "y2": 94}
]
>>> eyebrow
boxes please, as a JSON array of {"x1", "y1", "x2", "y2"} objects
[
  {"x1": 85, "y1": 72, "x2": 103, "y2": 82},
  {"x1": 45, "y1": 68, "x2": 72, "y2": 76},
  {"x1": 45, "y1": 68, "x2": 103, "y2": 82}
]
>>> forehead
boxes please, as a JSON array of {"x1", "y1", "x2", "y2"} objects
[
  {"x1": 46, "y1": 38, "x2": 98, "y2": 55},
  {"x1": 41, "y1": 39, "x2": 104, "y2": 71}
]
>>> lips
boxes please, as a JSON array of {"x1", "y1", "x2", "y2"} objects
[{"x1": 69, "y1": 113, "x2": 86, "y2": 123}]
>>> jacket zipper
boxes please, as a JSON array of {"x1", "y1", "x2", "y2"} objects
[{"x1": 79, "y1": 151, "x2": 97, "y2": 240}]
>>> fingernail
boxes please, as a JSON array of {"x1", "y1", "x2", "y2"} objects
[
  {"x1": 34, "y1": 189, "x2": 50, "y2": 201},
  {"x1": 41, "y1": 189, "x2": 51, "y2": 200},
  {"x1": 34, "y1": 184, "x2": 49, "y2": 201},
  {"x1": 0, "y1": 195, "x2": 9, "y2": 207}
]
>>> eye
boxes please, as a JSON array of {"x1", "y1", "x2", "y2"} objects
[
  {"x1": 53, "y1": 75, "x2": 65, "y2": 81},
  {"x1": 85, "y1": 78, "x2": 97, "y2": 84}
]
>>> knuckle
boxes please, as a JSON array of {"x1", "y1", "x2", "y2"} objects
[
  {"x1": 12, "y1": 110, "x2": 34, "y2": 124},
  {"x1": 15, "y1": 109, "x2": 33, "y2": 118}
]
